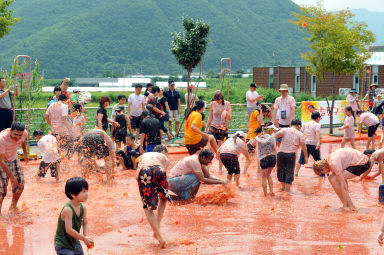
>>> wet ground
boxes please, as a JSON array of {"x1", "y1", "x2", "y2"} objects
[{"x1": 1, "y1": 140, "x2": 384, "y2": 255}]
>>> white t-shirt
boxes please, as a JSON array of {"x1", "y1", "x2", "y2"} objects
[
  {"x1": 278, "y1": 127, "x2": 305, "y2": 154},
  {"x1": 359, "y1": 112, "x2": 379, "y2": 127},
  {"x1": 128, "y1": 94, "x2": 145, "y2": 117},
  {"x1": 38, "y1": 134, "x2": 59, "y2": 163},
  {"x1": 274, "y1": 96, "x2": 296, "y2": 126},
  {"x1": 246, "y1": 90, "x2": 259, "y2": 108},
  {"x1": 45, "y1": 102, "x2": 70, "y2": 135},
  {"x1": 302, "y1": 120, "x2": 321, "y2": 145},
  {"x1": 72, "y1": 115, "x2": 86, "y2": 139}
]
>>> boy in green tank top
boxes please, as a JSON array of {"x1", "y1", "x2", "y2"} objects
[{"x1": 54, "y1": 177, "x2": 93, "y2": 254}]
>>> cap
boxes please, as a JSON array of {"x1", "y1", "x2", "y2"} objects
[
  {"x1": 168, "y1": 80, "x2": 175, "y2": 85},
  {"x1": 116, "y1": 105, "x2": 125, "y2": 112},
  {"x1": 73, "y1": 89, "x2": 80, "y2": 93},
  {"x1": 263, "y1": 123, "x2": 279, "y2": 131},
  {"x1": 250, "y1": 83, "x2": 257, "y2": 88},
  {"x1": 350, "y1": 88, "x2": 357, "y2": 93}
]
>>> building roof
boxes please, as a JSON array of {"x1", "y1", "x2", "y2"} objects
[{"x1": 365, "y1": 52, "x2": 384, "y2": 65}]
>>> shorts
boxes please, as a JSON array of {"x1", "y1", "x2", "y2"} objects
[
  {"x1": 209, "y1": 126, "x2": 228, "y2": 141},
  {"x1": 369, "y1": 101, "x2": 374, "y2": 109},
  {"x1": 137, "y1": 166, "x2": 172, "y2": 210},
  {"x1": 220, "y1": 153, "x2": 240, "y2": 175},
  {"x1": 260, "y1": 155, "x2": 276, "y2": 169},
  {"x1": 276, "y1": 124, "x2": 290, "y2": 143},
  {"x1": 368, "y1": 123, "x2": 379, "y2": 137},
  {"x1": 0, "y1": 157, "x2": 24, "y2": 199},
  {"x1": 246, "y1": 139, "x2": 256, "y2": 154},
  {"x1": 54, "y1": 240, "x2": 84, "y2": 255},
  {"x1": 81, "y1": 133, "x2": 109, "y2": 159},
  {"x1": 113, "y1": 130, "x2": 127, "y2": 144},
  {"x1": 145, "y1": 143, "x2": 159, "y2": 153},
  {"x1": 298, "y1": 144, "x2": 321, "y2": 165},
  {"x1": 169, "y1": 110, "x2": 180, "y2": 122},
  {"x1": 276, "y1": 152, "x2": 296, "y2": 184},
  {"x1": 346, "y1": 160, "x2": 371, "y2": 176},
  {"x1": 130, "y1": 115, "x2": 142, "y2": 129},
  {"x1": 185, "y1": 136, "x2": 208, "y2": 155},
  {"x1": 168, "y1": 174, "x2": 200, "y2": 200},
  {"x1": 38, "y1": 161, "x2": 59, "y2": 178},
  {"x1": 344, "y1": 128, "x2": 355, "y2": 140},
  {"x1": 246, "y1": 107, "x2": 257, "y2": 119},
  {"x1": 117, "y1": 150, "x2": 140, "y2": 169}
]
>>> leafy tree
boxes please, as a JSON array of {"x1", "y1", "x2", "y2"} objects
[
  {"x1": 0, "y1": 0, "x2": 20, "y2": 38},
  {"x1": 292, "y1": 4, "x2": 375, "y2": 133},
  {"x1": 171, "y1": 16, "x2": 210, "y2": 120}
]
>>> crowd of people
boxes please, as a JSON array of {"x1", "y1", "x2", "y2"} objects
[{"x1": 2, "y1": 77, "x2": 384, "y2": 252}]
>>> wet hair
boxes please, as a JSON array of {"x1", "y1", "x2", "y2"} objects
[
  {"x1": 345, "y1": 106, "x2": 353, "y2": 112},
  {"x1": 99, "y1": 95, "x2": 111, "y2": 107},
  {"x1": 74, "y1": 103, "x2": 82, "y2": 112},
  {"x1": 53, "y1": 86, "x2": 61, "y2": 93},
  {"x1": 255, "y1": 121, "x2": 273, "y2": 134},
  {"x1": 126, "y1": 134, "x2": 135, "y2": 141},
  {"x1": 291, "y1": 119, "x2": 302, "y2": 126},
  {"x1": 33, "y1": 130, "x2": 44, "y2": 137},
  {"x1": 311, "y1": 111, "x2": 321, "y2": 120},
  {"x1": 117, "y1": 94, "x2": 126, "y2": 100},
  {"x1": 308, "y1": 105, "x2": 315, "y2": 109},
  {"x1": 187, "y1": 100, "x2": 205, "y2": 119},
  {"x1": 213, "y1": 90, "x2": 224, "y2": 105},
  {"x1": 260, "y1": 104, "x2": 270, "y2": 113},
  {"x1": 58, "y1": 94, "x2": 68, "y2": 101},
  {"x1": 363, "y1": 149, "x2": 375, "y2": 156},
  {"x1": 233, "y1": 132, "x2": 245, "y2": 144},
  {"x1": 198, "y1": 149, "x2": 214, "y2": 160},
  {"x1": 65, "y1": 177, "x2": 89, "y2": 200},
  {"x1": 142, "y1": 110, "x2": 150, "y2": 118},
  {"x1": 356, "y1": 110, "x2": 363, "y2": 115},
  {"x1": 313, "y1": 159, "x2": 328, "y2": 176},
  {"x1": 153, "y1": 145, "x2": 168, "y2": 154},
  {"x1": 11, "y1": 122, "x2": 25, "y2": 131},
  {"x1": 151, "y1": 86, "x2": 160, "y2": 94}
]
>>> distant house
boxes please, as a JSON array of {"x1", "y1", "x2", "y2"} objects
[{"x1": 253, "y1": 52, "x2": 384, "y2": 98}]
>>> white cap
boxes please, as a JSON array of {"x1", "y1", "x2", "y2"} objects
[{"x1": 263, "y1": 124, "x2": 279, "y2": 131}]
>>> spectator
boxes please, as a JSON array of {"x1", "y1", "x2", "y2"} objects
[
  {"x1": 111, "y1": 94, "x2": 127, "y2": 119},
  {"x1": 0, "y1": 122, "x2": 29, "y2": 215},
  {"x1": 111, "y1": 106, "x2": 131, "y2": 150},
  {"x1": 139, "y1": 110, "x2": 162, "y2": 153},
  {"x1": 156, "y1": 87, "x2": 173, "y2": 140},
  {"x1": 185, "y1": 84, "x2": 199, "y2": 110},
  {"x1": 346, "y1": 88, "x2": 359, "y2": 117},
  {"x1": 52, "y1": 86, "x2": 61, "y2": 102},
  {"x1": 164, "y1": 80, "x2": 181, "y2": 136},
  {"x1": 60, "y1": 78, "x2": 71, "y2": 110},
  {"x1": 128, "y1": 84, "x2": 146, "y2": 140},
  {"x1": 96, "y1": 95, "x2": 119, "y2": 132},
  {"x1": 246, "y1": 83, "x2": 264, "y2": 119},
  {"x1": 144, "y1": 83, "x2": 154, "y2": 98},
  {"x1": 363, "y1": 83, "x2": 377, "y2": 111},
  {"x1": 0, "y1": 78, "x2": 18, "y2": 132},
  {"x1": 70, "y1": 89, "x2": 80, "y2": 108}
]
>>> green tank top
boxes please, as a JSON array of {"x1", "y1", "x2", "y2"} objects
[{"x1": 54, "y1": 202, "x2": 84, "y2": 250}]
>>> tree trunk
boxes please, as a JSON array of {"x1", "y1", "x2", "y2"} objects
[
  {"x1": 329, "y1": 72, "x2": 336, "y2": 134},
  {"x1": 176, "y1": 67, "x2": 192, "y2": 137}
]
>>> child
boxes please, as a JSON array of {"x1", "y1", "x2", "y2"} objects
[
  {"x1": 308, "y1": 105, "x2": 316, "y2": 113},
  {"x1": 54, "y1": 177, "x2": 93, "y2": 253},
  {"x1": 111, "y1": 94, "x2": 127, "y2": 119},
  {"x1": 274, "y1": 119, "x2": 308, "y2": 192},
  {"x1": 357, "y1": 110, "x2": 380, "y2": 149},
  {"x1": 136, "y1": 145, "x2": 172, "y2": 248},
  {"x1": 72, "y1": 104, "x2": 86, "y2": 141},
  {"x1": 116, "y1": 134, "x2": 140, "y2": 170},
  {"x1": 111, "y1": 106, "x2": 131, "y2": 150},
  {"x1": 339, "y1": 106, "x2": 356, "y2": 149},
  {"x1": 33, "y1": 130, "x2": 60, "y2": 182},
  {"x1": 253, "y1": 122, "x2": 277, "y2": 196},
  {"x1": 217, "y1": 131, "x2": 250, "y2": 186}
]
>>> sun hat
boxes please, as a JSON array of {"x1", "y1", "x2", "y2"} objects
[
  {"x1": 278, "y1": 84, "x2": 289, "y2": 91},
  {"x1": 350, "y1": 88, "x2": 357, "y2": 93},
  {"x1": 370, "y1": 83, "x2": 377, "y2": 87}
]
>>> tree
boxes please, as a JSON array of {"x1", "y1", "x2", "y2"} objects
[
  {"x1": 171, "y1": 16, "x2": 210, "y2": 128},
  {"x1": 292, "y1": 4, "x2": 375, "y2": 134},
  {"x1": 0, "y1": 0, "x2": 20, "y2": 38}
]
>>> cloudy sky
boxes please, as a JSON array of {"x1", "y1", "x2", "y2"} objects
[{"x1": 292, "y1": 0, "x2": 384, "y2": 12}]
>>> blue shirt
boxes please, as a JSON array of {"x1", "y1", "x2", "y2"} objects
[{"x1": 164, "y1": 89, "x2": 180, "y2": 110}]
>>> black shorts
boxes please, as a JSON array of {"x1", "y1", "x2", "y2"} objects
[
  {"x1": 298, "y1": 144, "x2": 321, "y2": 165},
  {"x1": 346, "y1": 160, "x2": 371, "y2": 176},
  {"x1": 368, "y1": 123, "x2": 379, "y2": 137},
  {"x1": 117, "y1": 150, "x2": 140, "y2": 169},
  {"x1": 81, "y1": 133, "x2": 109, "y2": 159},
  {"x1": 130, "y1": 115, "x2": 142, "y2": 129},
  {"x1": 209, "y1": 126, "x2": 228, "y2": 141},
  {"x1": 260, "y1": 155, "x2": 276, "y2": 169},
  {"x1": 186, "y1": 136, "x2": 208, "y2": 155},
  {"x1": 38, "y1": 161, "x2": 59, "y2": 178},
  {"x1": 246, "y1": 139, "x2": 256, "y2": 154},
  {"x1": 113, "y1": 130, "x2": 127, "y2": 144},
  {"x1": 220, "y1": 153, "x2": 240, "y2": 175},
  {"x1": 276, "y1": 152, "x2": 296, "y2": 184}
]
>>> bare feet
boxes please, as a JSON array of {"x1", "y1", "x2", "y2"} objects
[{"x1": 153, "y1": 232, "x2": 166, "y2": 248}]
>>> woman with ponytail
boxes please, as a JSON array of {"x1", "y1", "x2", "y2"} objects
[
  {"x1": 184, "y1": 100, "x2": 219, "y2": 156},
  {"x1": 217, "y1": 131, "x2": 250, "y2": 186}
]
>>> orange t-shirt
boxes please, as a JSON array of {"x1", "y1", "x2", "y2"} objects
[{"x1": 184, "y1": 111, "x2": 202, "y2": 145}]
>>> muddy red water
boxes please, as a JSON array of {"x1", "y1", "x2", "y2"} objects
[{"x1": 1, "y1": 142, "x2": 384, "y2": 254}]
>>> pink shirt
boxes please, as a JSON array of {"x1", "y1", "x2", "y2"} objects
[
  {"x1": 210, "y1": 101, "x2": 231, "y2": 129},
  {"x1": 169, "y1": 154, "x2": 202, "y2": 178},
  {"x1": 302, "y1": 120, "x2": 321, "y2": 145},
  {"x1": 278, "y1": 127, "x2": 304, "y2": 153},
  {"x1": 344, "y1": 116, "x2": 355, "y2": 139},
  {"x1": 218, "y1": 137, "x2": 248, "y2": 155},
  {"x1": 274, "y1": 95, "x2": 296, "y2": 126},
  {"x1": 359, "y1": 112, "x2": 379, "y2": 126},
  {"x1": 0, "y1": 128, "x2": 28, "y2": 162},
  {"x1": 72, "y1": 115, "x2": 86, "y2": 139},
  {"x1": 137, "y1": 152, "x2": 169, "y2": 170},
  {"x1": 46, "y1": 102, "x2": 70, "y2": 135},
  {"x1": 328, "y1": 148, "x2": 368, "y2": 176},
  {"x1": 346, "y1": 94, "x2": 359, "y2": 112}
]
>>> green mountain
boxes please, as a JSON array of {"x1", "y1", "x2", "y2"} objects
[
  {"x1": 352, "y1": 9, "x2": 384, "y2": 45},
  {"x1": 0, "y1": 0, "x2": 307, "y2": 78}
]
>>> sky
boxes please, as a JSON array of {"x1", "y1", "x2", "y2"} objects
[{"x1": 292, "y1": 0, "x2": 384, "y2": 12}]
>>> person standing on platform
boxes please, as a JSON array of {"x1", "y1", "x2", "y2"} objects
[
  {"x1": 164, "y1": 80, "x2": 181, "y2": 136},
  {"x1": 0, "y1": 78, "x2": 18, "y2": 132}
]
